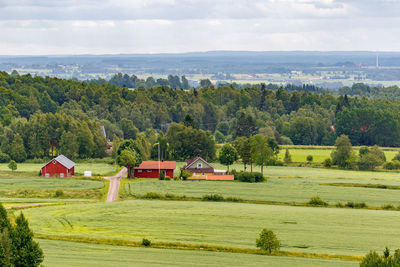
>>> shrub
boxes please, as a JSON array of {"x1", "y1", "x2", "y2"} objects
[
  {"x1": 256, "y1": 229, "x2": 280, "y2": 254},
  {"x1": 307, "y1": 196, "x2": 328, "y2": 206},
  {"x1": 158, "y1": 171, "x2": 165, "y2": 180},
  {"x1": 0, "y1": 152, "x2": 10, "y2": 163},
  {"x1": 165, "y1": 177, "x2": 171, "y2": 181},
  {"x1": 202, "y1": 194, "x2": 224, "y2": 201},
  {"x1": 8, "y1": 160, "x2": 17, "y2": 172},
  {"x1": 393, "y1": 152, "x2": 400, "y2": 161},
  {"x1": 180, "y1": 170, "x2": 192, "y2": 180},
  {"x1": 142, "y1": 192, "x2": 164, "y2": 199},
  {"x1": 360, "y1": 247, "x2": 400, "y2": 267},
  {"x1": 225, "y1": 196, "x2": 243, "y2": 202},
  {"x1": 384, "y1": 160, "x2": 400, "y2": 170},
  {"x1": 335, "y1": 202, "x2": 344, "y2": 208},
  {"x1": 323, "y1": 158, "x2": 332, "y2": 168},
  {"x1": 236, "y1": 172, "x2": 264, "y2": 183},
  {"x1": 283, "y1": 149, "x2": 292, "y2": 163},
  {"x1": 382, "y1": 204, "x2": 395, "y2": 210},
  {"x1": 306, "y1": 155, "x2": 313, "y2": 163},
  {"x1": 141, "y1": 238, "x2": 151, "y2": 247},
  {"x1": 54, "y1": 189, "x2": 64, "y2": 197},
  {"x1": 344, "y1": 202, "x2": 367, "y2": 208}
]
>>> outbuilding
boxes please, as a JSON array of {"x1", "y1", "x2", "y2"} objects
[
  {"x1": 41, "y1": 155, "x2": 75, "y2": 177},
  {"x1": 134, "y1": 161, "x2": 176, "y2": 178}
]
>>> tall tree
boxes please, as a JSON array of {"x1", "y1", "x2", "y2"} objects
[
  {"x1": 218, "y1": 144, "x2": 238, "y2": 172},
  {"x1": 10, "y1": 133, "x2": 26, "y2": 163},
  {"x1": 249, "y1": 134, "x2": 273, "y2": 176}
]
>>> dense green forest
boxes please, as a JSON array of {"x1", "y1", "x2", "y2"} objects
[{"x1": 1, "y1": 71, "x2": 400, "y2": 162}]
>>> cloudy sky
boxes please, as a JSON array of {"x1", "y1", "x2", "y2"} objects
[{"x1": 0, "y1": 0, "x2": 399, "y2": 55}]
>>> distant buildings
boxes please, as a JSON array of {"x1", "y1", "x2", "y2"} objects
[
  {"x1": 41, "y1": 155, "x2": 75, "y2": 177},
  {"x1": 134, "y1": 161, "x2": 176, "y2": 178},
  {"x1": 182, "y1": 156, "x2": 233, "y2": 181}
]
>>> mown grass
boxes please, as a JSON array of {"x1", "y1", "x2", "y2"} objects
[
  {"x1": 126, "y1": 169, "x2": 400, "y2": 206},
  {"x1": 38, "y1": 239, "x2": 357, "y2": 267},
  {"x1": 21, "y1": 200, "x2": 400, "y2": 256}
]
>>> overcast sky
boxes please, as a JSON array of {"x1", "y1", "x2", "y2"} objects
[{"x1": 0, "y1": 0, "x2": 399, "y2": 55}]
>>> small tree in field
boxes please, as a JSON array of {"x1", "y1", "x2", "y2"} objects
[
  {"x1": 306, "y1": 155, "x2": 313, "y2": 163},
  {"x1": 219, "y1": 144, "x2": 238, "y2": 172},
  {"x1": 284, "y1": 149, "x2": 292, "y2": 163},
  {"x1": 256, "y1": 229, "x2": 280, "y2": 254},
  {"x1": 8, "y1": 161, "x2": 17, "y2": 172}
]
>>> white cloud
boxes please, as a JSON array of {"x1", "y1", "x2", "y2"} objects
[{"x1": 0, "y1": 0, "x2": 399, "y2": 54}]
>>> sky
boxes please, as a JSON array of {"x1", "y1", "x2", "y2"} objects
[{"x1": 0, "y1": 0, "x2": 399, "y2": 55}]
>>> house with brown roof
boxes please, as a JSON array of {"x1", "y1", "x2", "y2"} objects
[
  {"x1": 181, "y1": 156, "x2": 233, "y2": 180},
  {"x1": 134, "y1": 161, "x2": 176, "y2": 178}
]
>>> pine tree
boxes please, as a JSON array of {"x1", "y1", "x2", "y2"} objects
[
  {"x1": 12, "y1": 213, "x2": 43, "y2": 267},
  {"x1": 284, "y1": 149, "x2": 292, "y2": 163}
]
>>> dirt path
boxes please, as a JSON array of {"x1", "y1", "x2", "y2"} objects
[
  {"x1": 104, "y1": 167, "x2": 127, "y2": 202},
  {"x1": 5, "y1": 203, "x2": 54, "y2": 209}
]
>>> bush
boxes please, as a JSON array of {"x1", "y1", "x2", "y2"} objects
[
  {"x1": 382, "y1": 204, "x2": 395, "y2": 210},
  {"x1": 307, "y1": 196, "x2": 328, "y2": 206},
  {"x1": 256, "y1": 229, "x2": 280, "y2": 254},
  {"x1": 283, "y1": 149, "x2": 292, "y2": 163},
  {"x1": 225, "y1": 196, "x2": 243, "y2": 202},
  {"x1": 180, "y1": 170, "x2": 192, "y2": 180},
  {"x1": 360, "y1": 247, "x2": 400, "y2": 267},
  {"x1": 236, "y1": 172, "x2": 264, "y2": 183},
  {"x1": 345, "y1": 202, "x2": 367, "y2": 208},
  {"x1": 306, "y1": 155, "x2": 313, "y2": 163},
  {"x1": 202, "y1": 194, "x2": 224, "y2": 201},
  {"x1": 384, "y1": 160, "x2": 400, "y2": 170},
  {"x1": 142, "y1": 192, "x2": 164, "y2": 199},
  {"x1": 141, "y1": 238, "x2": 151, "y2": 247},
  {"x1": 0, "y1": 152, "x2": 10, "y2": 163},
  {"x1": 158, "y1": 171, "x2": 165, "y2": 180},
  {"x1": 165, "y1": 177, "x2": 171, "y2": 181},
  {"x1": 393, "y1": 152, "x2": 400, "y2": 161},
  {"x1": 54, "y1": 189, "x2": 64, "y2": 197},
  {"x1": 323, "y1": 158, "x2": 332, "y2": 168}
]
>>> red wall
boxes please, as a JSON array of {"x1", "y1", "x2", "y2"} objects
[
  {"x1": 41, "y1": 160, "x2": 74, "y2": 177},
  {"x1": 134, "y1": 169, "x2": 174, "y2": 178}
]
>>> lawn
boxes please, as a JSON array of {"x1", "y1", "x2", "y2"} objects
[
  {"x1": 38, "y1": 239, "x2": 356, "y2": 267},
  {"x1": 22, "y1": 200, "x2": 400, "y2": 256},
  {"x1": 0, "y1": 163, "x2": 117, "y2": 176}
]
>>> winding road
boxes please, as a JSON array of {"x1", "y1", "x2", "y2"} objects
[{"x1": 104, "y1": 167, "x2": 127, "y2": 202}]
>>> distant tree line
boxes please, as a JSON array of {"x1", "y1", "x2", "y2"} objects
[{"x1": 3, "y1": 71, "x2": 400, "y2": 163}]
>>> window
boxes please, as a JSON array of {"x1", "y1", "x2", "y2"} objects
[
  {"x1": 138, "y1": 170, "x2": 142, "y2": 173},
  {"x1": 147, "y1": 170, "x2": 152, "y2": 172},
  {"x1": 202, "y1": 173, "x2": 205, "y2": 175},
  {"x1": 60, "y1": 173, "x2": 64, "y2": 178},
  {"x1": 52, "y1": 160, "x2": 56, "y2": 164},
  {"x1": 197, "y1": 163, "x2": 202, "y2": 168}
]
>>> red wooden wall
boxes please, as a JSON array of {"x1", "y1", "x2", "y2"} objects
[
  {"x1": 41, "y1": 160, "x2": 74, "y2": 177},
  {"x1": 134, "y1": 169, "x2": 174, "y2": 178}
]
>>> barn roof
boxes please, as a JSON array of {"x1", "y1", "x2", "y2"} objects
[
  {"x1": 54, "y1": 155, "x2": 75, "y2": 169},
  {"x1": 135, "y1": 161, "x2": 176, "y2": 170}
]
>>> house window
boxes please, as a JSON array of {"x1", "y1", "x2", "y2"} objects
[
  {"x1": 202, "y1": 173, "x2": 204, "y2": 175},
  {"x1": 147, "y1": 170, "x2": 152, "y2": 172},
  {"x1": 138, "y1": 170, "x2": 142, "y2": 173},
  {"x1": 60, "y1": 173, "x2": 64, "y2": 178},
  {"x1": 197, "y1": 163, "x2": 202, "y2": 168},
  {"x1": 52, "y1": 160, "x2": 56, "y2": 164}
]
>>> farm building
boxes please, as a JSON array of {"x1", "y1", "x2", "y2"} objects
[
  {"x1": 134, "y1": 161, "x2": 176, "y2": 178},
  {"x1": 182, "y1": 156, "x2": 233, "y2": 180},
  {"x1": 41, "y1": 155, "x2": 75, "y2": 177}
]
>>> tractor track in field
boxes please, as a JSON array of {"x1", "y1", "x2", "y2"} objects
[{"x1": 104, "y1": 167, "x2": 127, "y2": 202}]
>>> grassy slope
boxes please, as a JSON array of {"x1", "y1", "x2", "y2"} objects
[
  {"x1": 23, "y1": 200, "x2": 400, "y2": 256},
  {"x1": 39, "y1": 239, "x2": 356, "y2": 267}
]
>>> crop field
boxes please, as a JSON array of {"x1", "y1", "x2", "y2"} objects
[
  {"x1": 277, "y1": 147, "x2": 399, "y2": 163},
  {"x1": 22, "y1": 200, "x2": 400, "y2": 256},
  {"x1": 38, "y1": 239, "x2": 356, "y2": 267},
  {"x1": 0, "y1": 177, "x2": 103, "y2": 191},
  {"x1": 0, "y1": 163, "x2": 117, "y2": 176},
  {"x1": 126, "y1": 177, "x2": 400, "y2": 207}
]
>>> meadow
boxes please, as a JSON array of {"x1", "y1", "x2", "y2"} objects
[
  {"x1": 277, "y1": 146, "x2": 399, "y2": 163},
  {"x1": 22, "y1": 200, "x2": 400, "y2": 256},
  {"x1": 38, "y1": 239, "x2": 356, "y2": 267}
]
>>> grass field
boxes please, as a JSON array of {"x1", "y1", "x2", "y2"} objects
[
  {"x1": 125, "y1": 176, "x2": 400, "y2": 207},
  {"x1": 38, "y1": 239, "x2": 356, "y2": 267},
  {"x1": 22, "y1": 200, "x2": 400, "y2": 256},
  {"x1": 277, "y1": 147, "x2": 399, "y2": 163},
  {"x1": 0, "y1": 163, "x2": 117, "y2": 176}
]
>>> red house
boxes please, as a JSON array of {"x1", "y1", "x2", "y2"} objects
[
  {"x1": 134, "y1": 161, "x2": 176, "y2": 178},
  {"x1": 41, "y1": 155, "x2": 75, "y2": 177}
]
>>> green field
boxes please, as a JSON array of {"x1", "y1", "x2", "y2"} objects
[
  {"x1": 39, "y1": 239, "x2": 356, "y2": 267},
  {"x1": 277, "y1": 147, "x2": 399, "y2": 163},
  {"x1": 22, "y1": 200, "x2": 400, "y2": 256},
  {"x1": 0, "y1": 163, "x2": 117, "y2": 176},
  {"x1": 0, "y1": 177, "x2": 103, "y2": 191}
]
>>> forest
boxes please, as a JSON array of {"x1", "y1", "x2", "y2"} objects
[{"x1": 2, "y1": 70, "x2": 400, "y2": 162}]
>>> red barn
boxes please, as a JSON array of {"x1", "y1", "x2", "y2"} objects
[
  {"x1": 41, "y1": 155, "x2": 75, "y2": 177},
  {"x1": 134, "y1": 161, "x2": 176, "y2": 178}
]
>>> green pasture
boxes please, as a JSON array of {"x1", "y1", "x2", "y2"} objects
[
  {"x1": 126, "y1": 175, "x2": 400, "y2": 207},
  {"x1": 277, "y1": 148, "x2": 399, "y2": 163},
  {"x1": 0, "y1": 163, "x2": 117, "y2": 176},
  {"x1": 22, "y1": 200, "x2": 400, "y2": 256},
  {"x1": 39, "y1": 239, "x2": 356, "y2": 267},
  {"x1": 0, "y1": 177, "x2": 103, "y2": 191}
]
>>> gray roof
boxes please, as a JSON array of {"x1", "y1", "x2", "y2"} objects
[{"x1": 54, "y1": 155, "x2": 75, "y2": 169}]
